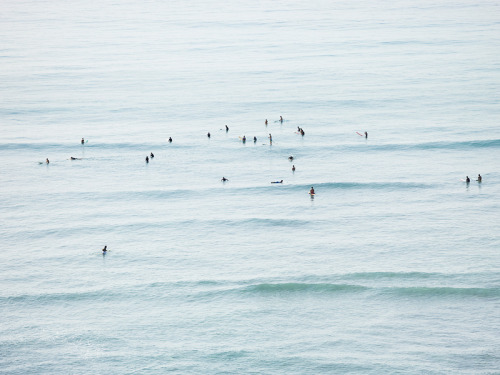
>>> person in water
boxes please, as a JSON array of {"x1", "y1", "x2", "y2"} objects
[
  {"x1": 146, "y1": 156, "x2": 149, "y2": 163},
  {"x1": 253, "y1": 136, "x2": 257, "y2": 143},
  {"x1": 465, "y1": 176, "x2": 470, "y2": 183},
  {"x1": 265, "y1": 119, "x2": 268, "y2": 125},
  {"x1": 81, "y1": 138, "x2": 85, "y2": 144},
  {"x1": 46, "y1": 158, "x2": 50, "y2": 164},
  {"x1": 300, "y1": 128, "x2": 305, "y2": 136},
  {"x1": 221, "y1": 177, "x2": 228, "y2": 182},
  {"x1": 477, "y1": 174, "x2": 482, "y2": 183},
  {"x1": 242, "y1": 136, "x2": 246, "y2": 143},
  {"x1": 150, "y1": 152, "x2": 154, "y2": 158},
  {"x1": 102, "y1": 245, "x2": 107, "y2": 252},
  {"x1": 269, "y1": 134, "x2": 272, "y2": 143},
  {"x1": 288, "y1": 156, "x2": 294, "y2": 161},
  {"x1": 280, "y1": 116, "x2": 283, "y2": 123},
  {"x1": 207, "y1": 132, "x2": 210, "y2": 138},
  {"x1": 271, "y1": 180, "x2": 283, "y2": 183},
  {"x1": 365, "y1": 131, "x2": 368, "y2": 138},
  {"x1": 168, "y1": 137, "x2": 172, "y2": 143},
  {"x1": 310, "y1": 187, "x2": 315, "y2": 195},
  {"x1": 70, "y1": 157, "x2": 81, "y2": 160},
  {"x1": 225, "y1": 125, "x2": 229, "y2": 132},
  {"x1": 292, "y1": 165, "x2": 295, "y2": 172}
]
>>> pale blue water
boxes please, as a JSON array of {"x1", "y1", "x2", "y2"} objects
[{"x1": 1, "y1": 0, "x2": 499, "y2": 374}]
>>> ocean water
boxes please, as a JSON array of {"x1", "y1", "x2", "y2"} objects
[{"x1": 1, "y1": 0, "x2": 499, "y2": 373}]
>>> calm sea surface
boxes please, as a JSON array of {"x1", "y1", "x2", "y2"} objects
[{"x1": 1, "y1": 0, "x2": 499, "y2": 374}]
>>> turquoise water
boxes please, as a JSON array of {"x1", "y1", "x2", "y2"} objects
[{"x1": 1, "y1": 0, "x2": 499, "y2": 373}]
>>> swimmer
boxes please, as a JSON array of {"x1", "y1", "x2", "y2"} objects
[
  {"x1": 221, "y1": 177, "x2": 228, "y2": 182},
  {"x1": 477, "y1": 174, "x2": 482, "y2": 183},
  {"x1": 292, "y1": 165, "x2": 295, "y2": 172},
  {"x1": 309, "y1": 187, "x2": 315, "y2": 195},
  {"x1": 207, "y1": 132, "x2": 211, "y2": 138},
  {"x1": 81, "y1": 138, "x2": 85, "y2": 144},
  {"x1": 168, "y1": 137, "x2": 172, "y2": 143},
  {"x1": 150, "y1": 152, "x2": 154, "y2": 158},
  {"x1": 146, "y1": 156, "x2": 149, "y2": 163}
]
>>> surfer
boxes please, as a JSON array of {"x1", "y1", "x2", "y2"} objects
[
  {"x1": 253, "y1": 136, "x2": 257, "y2": 143},
  {"x1": 46, "y1": 158, "x2": 50, "y2": 164},
  {"x1": 168, "y1": 137, "x2": 172, "y2": 143},
  {"x1": 70, "y1": 157, "x2": 81, "y2": 160},
  {"x1": 292, "y1": 165, "x2": 295, "y2": 172},
  {"x1": 207, "y1": 132, "x2": 210, "y2": 138},
  {"x1": 365, "y1": 131, "x2": 368, "y2": 138},
  {"x1": 477, "y1": 174, "x2": 482, "y2": 183},
  {"x1": 465, "y1": 176, "x2": 470, "y2": 184},
  {"x1": 288, "y1": 156, "x2": 294, "y2": 161},
  {"x1": 280, "y1": 116, "x2": 283, "y2": 123},
  {"x1": 225, "y1": 125, "x2": 229, "y2": 132},
  {"x1": 269, "y1": 133, "x2": 272, "y2": 144},
  {"x1": 309, "y1": 187, "x2": 315, "y2": 195},
  {"x1": 242, "y1": 135, "x2": 246, "y2": 143},
  {"x1": 81, "y1": 138, "x2": 85, "y2": 144},
  {"x1": 150, "y1": 152, "x2": 154, "y2": 158},
  {"x1": 301, "y1": 128, "x2": 305, "y2": 136},
  {"x1": 271, "y1": 180, "x2": 283, "y2": 184},
  {"x1": 102, "y1": 245, "x2": 107, "y2": 252},
  {"x1": 221, "y1": 177, "x2": 228, "y2": 182},
  {"x1": 145, "y1": 156, "x2": 149, "y2": 163},
  {"x1": 265, "y1": 119, "x2": 268, "y2": 125}
]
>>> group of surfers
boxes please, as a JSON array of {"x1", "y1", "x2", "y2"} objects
[{"x1": 465, "y1": 174, "x2": 482, "y2": 183}]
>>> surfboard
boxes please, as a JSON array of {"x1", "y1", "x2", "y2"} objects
[{"x1": 356, "y1": 132, "x2": 364, "y2": 136}]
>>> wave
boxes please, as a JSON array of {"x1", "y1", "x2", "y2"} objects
[
  {"x1": 347, "y1": 138, "x2": 500, "y2": 152},
  {"x1": 2, "y1": 138, "x2": 498, "y2": 152},
  {"x1": 3, "y1": 275, "x2": 498, "y2": 303},
  {"x1": 381, "y1": 286, "x2": 500, "y2": 298},
  {"x1": 0, "y1": 141, "x2": 195, "y2": 152},
  {"x1": 244, "y1": 282, "x2": 368, "y2": 293}
]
